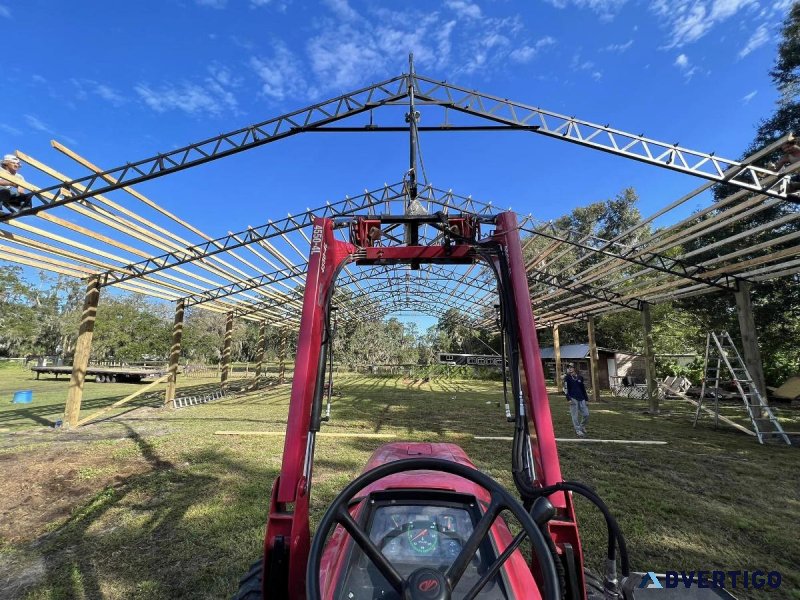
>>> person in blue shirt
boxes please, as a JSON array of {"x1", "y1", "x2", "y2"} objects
[{"x1": 562, "y1": 364, "x2": 589, "y2": 437}]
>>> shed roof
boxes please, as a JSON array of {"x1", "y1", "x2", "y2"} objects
[{"x1": 539, "y1": 344, "x2": 617, "y2": 360}]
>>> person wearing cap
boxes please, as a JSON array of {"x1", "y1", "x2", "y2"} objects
[
  {"x1": 775, "y1": 136, "x2": 800, "y2": 198},
  {"x1": 562, "y1": 363, "x2": 590, "y2": 437},
  {"x1": 0, "y1": 154, "x2": 30, "y2": 211}
]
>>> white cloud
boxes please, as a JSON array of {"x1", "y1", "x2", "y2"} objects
[
  {"x1": 323, "y1": 0, "x2": 359, "y2": 21},
  {"x1": 24, "y1": 114, "x2": 49, "y2": 132},
  {"x1": 135, "y1": 65, "x2": 239, "y2": 116},
  {"x1": 592, "y1": 71, "x2": 603, "y2": 81},
  {"x1": 31, "y1": 74, "x2": 47, "y2": 84},
  {"x1": 195, "y1": 0, "x2": 227, "y2": 7},
  {"x1": 738, "y1": 23, "x2": 770, "y2": 58},
  {"x1": 250, "y1": 0, "x2": 271, "y2": 5},
  {"x1": 544, "y1": 0, "x2": 628, "y2": 21},
  {"x1": 239, "y1": 4, "x2": 534, "y2": 101},
  {"x1": 23, "y1": 114, "x2": 78, "y2": 145},
  {"x1": 510, "y1": 36, "x2": 557, "y2": 63},
  {"x1": 70, "y1": 79, "x2": 126, "y2": 106},
  {"x1": 445, "y1": 0, "x2": 482, "y2": 19},
  {"x1": 251, "y1": 43, "x2": 313, "y2": 100},
  {"x1": 673, "y1": 53, "x2": 699, "y2": 81},
  {"x1": 0, "y1": 4, "x2": 10, "y2": 18},
  {"x1": 0, "y1": 123, "x2": 21, "y2": 136},
  {"x1": 741, "y1": 90, "x2": 758, "y2": 103},
  {"x1": 652, "y1": 0, "x2": 758, "y2": 48},
  {"x1": 603, "y1": 39, "x2": 633, "y2": 52}
]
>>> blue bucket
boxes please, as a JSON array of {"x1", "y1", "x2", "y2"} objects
[{"x1": 12, "y1": 390, "x2": 33, "y2": 404}]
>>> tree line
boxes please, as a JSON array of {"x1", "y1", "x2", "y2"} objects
[{"x1": 2, "y1": 7, "x2": 797, "y2": 385}]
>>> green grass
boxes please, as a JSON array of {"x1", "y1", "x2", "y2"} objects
[{"x1": 0, "y1": 368, "x2": 798, "y2": 599}]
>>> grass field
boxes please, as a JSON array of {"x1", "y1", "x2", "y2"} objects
[{"x1": 1, "y1": 362, "x2": 799, "y2": 599}]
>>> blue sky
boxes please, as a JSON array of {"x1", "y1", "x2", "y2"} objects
[{"x1": 0, "y1": 0, "x2": 794, "y2": 327}]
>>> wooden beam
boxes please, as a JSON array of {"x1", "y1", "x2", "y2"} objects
[
  {"x1": 278, "y1": 328, "x2": 287, "y2": 384},
  {"x1": 221, "y1": 311, "x2": 234, "y2": 383},
  {"x1": 214, "y1": 431, "x2": 397, "y2": 439},
  {"x1": 65, "y1": 277, "x2": 101, "y2": 428},
  {"x1": 165, "y1": 299, "x2": 185, "y2": 405},
  {"x1": 553, "y1": 325, "x2": 562, "y2": 387},
  {"x1": 76, "y1": 372, "x2": 172, "y2": 427},
  {"x1": 255, "y1": 321, "x2": 267, "y2": 380},
  {"x1": 659, "y1": 383, "x2": 757, "y2": 437},
  {"x1": 641, "y1": 302, "x2": 658, "y2": 413},
  {"x1": 735, "y1": 281, "x2": 766, "y2": 414},
  {"x1": 587, "y1": 316, "x2": 600, "y2": 403}
]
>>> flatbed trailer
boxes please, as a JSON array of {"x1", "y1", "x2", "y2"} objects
[{"x1": 30, "y1": 365, "x2": 167, "y2": 383}]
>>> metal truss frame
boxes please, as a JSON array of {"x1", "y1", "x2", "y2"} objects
[{"x1": 4, "y1": 70, "x2": 792, "y2": 223}]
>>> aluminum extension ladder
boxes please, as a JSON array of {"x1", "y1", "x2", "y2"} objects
[{"x1": 693, "y1": 332, "x2": 791, "y2": 445}]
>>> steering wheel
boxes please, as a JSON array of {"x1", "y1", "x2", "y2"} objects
[{"x1": 307, "y1": 458, "x2": 560, "y2": 600}]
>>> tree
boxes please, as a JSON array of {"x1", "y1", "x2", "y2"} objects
[{"x1": 679, "y1": 4, "x2": 800, "y2": 385}]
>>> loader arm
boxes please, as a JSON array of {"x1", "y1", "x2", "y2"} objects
[{"x1": 261, "y1": 213, "x2": 586, "y2": 599}]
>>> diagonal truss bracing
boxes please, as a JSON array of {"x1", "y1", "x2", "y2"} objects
[
  {"x1": 4, "y1": 72, "x2": 794, "y2": 224},
  {"x1": 4, "y1": 76, "x2": 409, "y2": 221},
  {"x1": 100, "y1": 184, "x2": 406, "y2": 287},
  {"x1": 409, "y1": 75, "x2": 791, "y2": 201}
]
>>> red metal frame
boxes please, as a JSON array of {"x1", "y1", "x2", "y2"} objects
[{"x1": 262, "y1": 213, "x2": 586, "y2": 599}]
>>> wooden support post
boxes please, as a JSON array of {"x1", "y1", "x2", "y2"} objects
[
  {"x1": 278, "y1": 329, "x2": 287, "y2": 384},
  {"x1": 165, "y1": 298, "x2": 185, "y2": 406},
  {"x1": 553, "y1": 325, "x2": 563, "y2": 389},
  {"x1": 65, "y1": 277, "x2": 101, "y2": 428},
  {"x1": 641, "y1": 302, "x2": 659, "y2": 414},
  {"x1": 255, "y1": 321, "x2": 267, "y2": 380},
  {"x1": 221, "y1": 311, "x2": 234, "y2": 383},
  {"x1": 735, "y1": 281, "x2": 766, "y2": 414},
  {"x1": 587, "y1": 317, "x2": 601, "y2": 403}
]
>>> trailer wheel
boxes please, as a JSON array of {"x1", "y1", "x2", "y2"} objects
[
  {"x1": 96, "y1": 375, "x2": 105, "y2": 383},
  {"x1": 109, "y1": 375, "x2": 117, "y2": 383},
  {"x1": 232, "y1": 559, "x2": 262, "y2": 600}
]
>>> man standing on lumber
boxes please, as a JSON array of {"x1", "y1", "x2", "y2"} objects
[{"x1": 563, "y1": 363, "x2": 590, "y2": 437}]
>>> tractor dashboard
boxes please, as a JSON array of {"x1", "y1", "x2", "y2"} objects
[{"x1": 334, "y1": 491, "x2": 512, "y2": 600}]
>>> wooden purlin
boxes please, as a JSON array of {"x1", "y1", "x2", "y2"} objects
[
  {"x1": 41, "y1": 147, "x2": 305, "y2": 310},
  {"x1": 231, "y1": 229, "x2": 305, "y2": 291},
  {"x1": 17, "y1": 151, "x2": 295, "y2": 321},
  {"x1": 52, "y1": 140, "x2": 296, "y2": 285},
  {"x1": 5, "y1": 152, "x2": 282, "y2": 324},
  {"x1": 536, "y1": 229, "x2": 800, "y2": 321},
  {"x1": 527, "y1": 215, "x2": 799, "y2": 325},
  {"x1": 523, "y1": 139, "x2": 798, "y2": 309},
  {"x1": 18, "y1": 154, "x2": 273, "y2": 299}
]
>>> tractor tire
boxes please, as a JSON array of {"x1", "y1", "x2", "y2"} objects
[
  {"x1": 584, "y1": 569, "x2": 607, "y2": 600},
  {"x1": 232, "y1": 559, "x2": 263, "y2": 600}
]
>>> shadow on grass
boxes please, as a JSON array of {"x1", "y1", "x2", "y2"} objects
[
  {"x1": 16, "y1": 421, "x2": 368, "y2": 600},
  {"x1": 0, "y1": 381, "x2": 264, "y2": 430}
]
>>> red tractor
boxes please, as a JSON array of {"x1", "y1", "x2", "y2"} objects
[{"x1": 235, "y1": 212, "x2": 633, "y2": 600}]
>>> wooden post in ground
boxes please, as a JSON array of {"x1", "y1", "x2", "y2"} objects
[
  {"x1": 641, "y1": 302, "x2": 659, "y2": 414},
  {"x1": 255, "y1": 321, "x2": 267, "y2": 380},
  {"x1": 65, "y1": 276, "x2": 101, "y2": 427},
  {"x1": 587, "y1": 317, "x2": 601, "y2": 403},
  {"x1": 553, "y1": 325, "x2": 562, "y2": 390},
  {"x1": 165, "y1": 298, "x2": 185, "y2": 406},
  {"x1": 278, "y1": 329, "x2": 287, "y2": 384},
  {"x1": 734, "y1": 281, "x2": 766, "y2": 415},
  {"x1": 221, "y1": 311, "x2": 234, "y2": 383}
]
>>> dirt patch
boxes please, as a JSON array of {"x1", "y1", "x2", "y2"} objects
[{"x1": 0, "y1": 446, "x2": 151, "y2": 543}]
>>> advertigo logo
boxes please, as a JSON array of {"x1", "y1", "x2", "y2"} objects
[{"x1": 639, "y1": 570, "x2": 782, "y2": 590}]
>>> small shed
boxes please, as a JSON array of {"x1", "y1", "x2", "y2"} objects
[{"x1": 539, "y1": 344, "x2": 618, "y2": 389}]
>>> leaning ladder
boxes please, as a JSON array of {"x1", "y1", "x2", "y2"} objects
[{"x1": 693, "y1": 332, "x2": 791, "y2": 445}]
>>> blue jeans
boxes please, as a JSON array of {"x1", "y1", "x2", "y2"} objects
[{"x1": 569, "y1": 398, "x2": 589, "y2": 434}]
